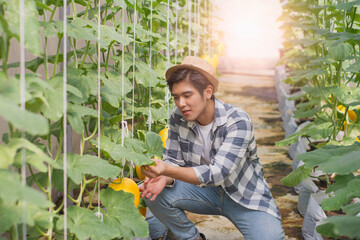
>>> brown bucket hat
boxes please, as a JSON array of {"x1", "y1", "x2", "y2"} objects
[{"x1": 165, "y1": 56, "x2": 219, "y2": 92}]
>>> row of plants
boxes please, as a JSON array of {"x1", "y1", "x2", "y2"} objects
[
  {"x1": 277, "y1": 0, "x2": 360, "y2": 239},
  {"x1": 0, "y1": 0, "x2": 222, "y2": 239}
]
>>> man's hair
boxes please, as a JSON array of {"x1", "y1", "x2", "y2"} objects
[{"x1": 167, "y1": 68, "x2": 215, "y2": 100}]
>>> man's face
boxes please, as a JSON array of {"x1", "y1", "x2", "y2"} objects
[{"x1": 171, "y1": 80, "x2": 209, "y2": 122}]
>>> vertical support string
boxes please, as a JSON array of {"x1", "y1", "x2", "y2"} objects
[
  {"x1": 188, "y1": 0, "x2": 192, "y2": 56},
  {"x1": 96, "y1": 0, "x2": 103, "y2": 221},
  {"x1": 130, "y1": 0, "x2": 137, "y2": 179},
  {"x1": 166, "y1": 0, "x2": 170, "y2": 70},
  {"x1": 166, "y1": 0, "x2": 171, "y2": 122},
  {"x1": 121, "y1": 6, "x2": 126, "y2": 169},
  {"x1": 197, "y1": 0, "x2": 200, "y2": 56},
  {"x1": 208, "y1": 0, "x2": 211, "y2": 56},
  {"x1": 62, "y1": 0, "x2": 68, "y2": 238},
  {"x1": 175, "y1": 0, "x2": 178, "y2": 64},
  {"x1": 19, "y1": 0, "x2": 27, "y2": 238},
  {"x1": 148, "y1": 0, "x2": 153, "y2": 132}
]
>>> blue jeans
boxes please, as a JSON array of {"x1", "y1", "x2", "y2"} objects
[{"x1": 145, "y1": 180, "x2": 285, "y2": 240}]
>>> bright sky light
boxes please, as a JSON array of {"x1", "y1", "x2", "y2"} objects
[{"x1": 212, "y1": 0, "x2": 283, "y2": 59}]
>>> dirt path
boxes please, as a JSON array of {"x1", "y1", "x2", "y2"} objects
[{"x1": 186, "y1": 73, "x2": 303, "y2": 240}]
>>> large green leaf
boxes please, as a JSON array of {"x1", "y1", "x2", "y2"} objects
[
  {"x1": 298, "y1": 143, "x2": 360, "y2": 174},
  {"x1": 0, "y1": 169, "x2": 50, "y2": 207},
  {"x1": 100, "y1": 188, "x2": 149, "y2": 240},
  {"x1": 145, "y1": 132, "x2": 164, "y2": 157},
  {"x1": 0, "y1": 199, "x2": 21, "y2": 234},
  {"x1": 326, "y1": 174, "x2": 355, "y2": 193},
  {"x1": 327, "y1": 42, "x2": 353, "y2": 61},
  {"x1": 332, "y1": 86, "x2": 360, "y2": 106},
  {"x1": 342, "y1": 202, "x2": 360, "y2": 216},
  {"x1": 63, "y1": 154, "x2": 120, "y2": 184},
  {"x1": 0, "y1": 95, "x2": 49, "y2": 135},
  {"x1": 41, "y1": 76, "x2": 64, "y2": 121},
  {"x1": 95, "y1": 136, "x2": 153, "y2": 166},
  {"x1": 56, "y1": 206, "x2": 115, "y2": 240},
  {"x1": 281, "y1": 165, "x2": 312, "y2": 187},
  {"x1": 4, "y1": 0, "x2": 42, "y2": 55},
  {"x1": 0, "y1": 138, "x2": 57, "y2": 169},
  {"x1": 275, "y1": 122, "x2": 332, "y2": 146},
  {"x1": 321, "y1": 178, "x2": 360, "y2": 211},
  {"x1": 329, "y1": 0, "x2": 360, "y2": 11},
  {"x1": 317, "y1": 216, "x2": 360, "y2": 239}
]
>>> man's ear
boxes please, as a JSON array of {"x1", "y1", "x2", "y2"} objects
[{"x1": 204, "y1": 85, "x2": 214, "y2": 100}]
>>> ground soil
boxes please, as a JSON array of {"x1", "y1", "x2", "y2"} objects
[{"x1": 185, "y1": 71, "x2": 304, "y2": 240}]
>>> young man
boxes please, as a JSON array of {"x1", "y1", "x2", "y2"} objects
[{"x1": 140, "y1": 56, "x2": 285, "y2": 240}]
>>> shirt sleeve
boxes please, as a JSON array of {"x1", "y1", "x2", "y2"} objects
[
  {"x1": 162, "y1": 112, "x2": 187, "y2": 167},
  {"x1": 192, "y1": 119, "x2": 254, "y2": 186}
]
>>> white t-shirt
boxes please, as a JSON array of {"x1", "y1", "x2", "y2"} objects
[{"x1": 196, "y1": 120, "x2": 214, "y2": 165}]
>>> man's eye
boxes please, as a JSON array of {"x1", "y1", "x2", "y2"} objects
[{"x1": 184, "y1": 95, "x2": 191, "y2": 98}]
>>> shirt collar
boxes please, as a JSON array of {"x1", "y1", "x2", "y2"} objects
[{"x1": 180, "y1": 98, "x2": 228, "y2": 130}]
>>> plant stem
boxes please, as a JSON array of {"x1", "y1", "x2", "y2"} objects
[
  {"x1": 9, "y1": 224, "x2": 18, "y2": 240},
  {"x1": 52, "y1": 37, "x2": 62, "y2": 78},
  {"x1": 28, "y1": 164, "x2": 48, "y2": 193}
]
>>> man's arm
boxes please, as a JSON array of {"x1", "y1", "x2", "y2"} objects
[{"x1": 141, "y1": 159, "x2": 200, "y2": 185}]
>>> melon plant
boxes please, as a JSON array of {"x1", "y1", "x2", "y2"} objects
[{"x1": 0, "y1": 0, "x2": 218, "y2": 239}]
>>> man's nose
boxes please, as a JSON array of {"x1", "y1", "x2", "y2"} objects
[{"x1": 178, "y1": 97, "x2": 186, "y2": 107}]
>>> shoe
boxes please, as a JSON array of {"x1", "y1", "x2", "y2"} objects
[{"x1": 200, "y1": 233, "x2": 206, "y2": 240}]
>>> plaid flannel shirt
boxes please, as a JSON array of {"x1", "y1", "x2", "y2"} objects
[{"x1": 163, "y1": 98, "x2": 281, "y2": 219}]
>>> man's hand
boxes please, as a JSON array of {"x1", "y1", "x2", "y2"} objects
[
  {"x1": 139, "y1": 176, "x2": 167, "y2": 201},
  {"x1": 141, "y1": 159, "x2": 167, "y2": 178}
]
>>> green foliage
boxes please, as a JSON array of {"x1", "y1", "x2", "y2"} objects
[
  {"x1": 0, "y1": 0, "x2": 215, "y2": 238},
  {"x1": 278, "y1": 0, "x2": 360, "y2": 238}
]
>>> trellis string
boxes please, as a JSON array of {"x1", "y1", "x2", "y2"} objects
[
  {"x1": 130, "y1": 0, "x2": 137, "y2": 179},
  {"x1": 42, "y1": 0, "x2": 53, "y2": 236},
  {"x1": 175, "y1": 0, "x2": 178, "y2": 64},
  {"x1": 148, "y1": 0, "x2": 153, "y2": 132},
  {"x1": 20, "y1": 0, "x2": 27, "y2": 238},
  {"x1": 95, "y1": 0, "x2": 103, "y2": 221},
  {"x1": 62, "y1": 0, "x2": 68, "y2": 238},
  {"x1": 121, "y1": 6, "x2": 126, "y2": 170},
  {"x1": 166, "y1": 0, "x2": 171, "y2": 120},
  {"x1": 188, "y1": 0, "x2": 191, "y2": 56}
]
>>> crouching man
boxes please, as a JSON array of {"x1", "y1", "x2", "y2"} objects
[{"x1": 140, "y1": 56, "x2": 285, "y2": 240}]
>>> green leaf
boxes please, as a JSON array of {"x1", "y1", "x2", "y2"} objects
[
  {"x1": 101, "y1": 188, "x2": 149, "y2": 240},
  {"x1": 342, "y1": 202, "x2": 360, "y2": 216},
  {"x1": 326, "y1": 174, "x2": 354, "y2": 193},
  {"x1": 298, "y1": 143, "x2": 360, "y2": 174},
  {"x1": 293, "y1": 106, "x2": 322, "y2": 119},
  {"x1": 4, "y1": 0, "x2": 42, "y2": 55},
  {"x1": 0, "y1": 169, "x2": 50, "y2": 207},
  {"x1": 41, "y1": 76, "x2": 64, "y2": 121},
  {"x1": 321, "y1": 179, "x2": 360, "y2": 211},
  {"x1": 0, "y1": 199, "x2": 21, "y2": 234},
  {"x1": 275, "y1": 122, "x2": 317, "y2": 146},
  {"x1": 331, "y1": 0, "x2": 360, "y2": 11},
  {"x1": 332, "y1": 86, "x2": 360, "y2": 106},
  {"x1": 56, "y1": 206, "x2": 115, "y2": 240},
  {"x1": 327, "y1": 42, "x2": 353, "y2": 61},
  {"x1": 100, "y1": 24, "x2": 131, "y2": 47},
  {"x1": 281, "y1": 165, "x2": 312, "y2": 187},
  {"x1": 0, "y1": 95, "x2": 49, "y2": 135},
  {"x1": 67, "y1": 110, "x2": 85, "y2": 134},
  {"x1": 145, "y1": 132, "x2": 164, "y2": 157},
  {"x1": 63, "y1": 154, "x2": 120, "y2": 185},
  {"x1": 95, "y1": 136, "x2": 153, "y2": 166},
  {"x1": 317, "y1": 216, "x2": 360, "y2": 239}
]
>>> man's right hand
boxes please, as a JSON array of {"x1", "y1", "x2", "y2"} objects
[{"x1": 139, "y1": 176, "x2": 167, "y2": 201}]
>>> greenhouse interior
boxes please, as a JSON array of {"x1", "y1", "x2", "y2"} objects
[{"x1": 0, "y1": 0, "x2": 360, "y2": 239}]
